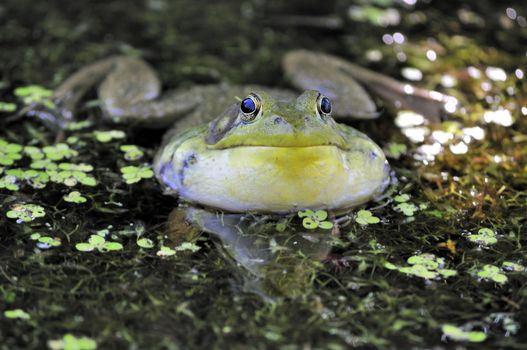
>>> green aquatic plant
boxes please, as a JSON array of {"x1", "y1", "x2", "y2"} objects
[
  {"x1": 47, "y1": 334, "x2": 97, "y2": 350},
  {"x1": 24, "y1": 146, "x2": 44, "y2": 160},
  {"x1": 65, "y1": 120, "x2": 94, "y2": 131},
  {"x1": 466, "y1": 228, "x2": 497, "y2": 246},
  {"x1": 137, "y1": 238, "x2": 154, "y2": 249},
  {"x1": 30, "y1": 233, "x2": 61, "y2": 248},
  {"x1": 43, "y1": 143, "x2": 78, "y2": 161},
  {"x1": 156, "y1": 246, "x2": 176, "y2": 257},
  {"x1": 502, "y1": 261, "x2": 525, "y2": 272},
  {"x1": 76, "y1": 235, "x2": 123, "y2": 253},
  {"x1": 0, "y1": 139, "x2": 23, "y2": 166},
  {"x1": 3, "y1": 309, "x2": 30, "y2": 320},
  {"x1": 395, "y1": 202, "x2": 418, "y2": 216},
  {"x1": 120, "y1": 145, "x2": 144, "y2": 161},
  {"x1": 94, "y1": 130, "x2": 126, "y2": 143},
  {"x1": 63, "y1": 191, "x2": 87, "y2": 204},
  {"x1": 384, "y1": 142, "x2": 407, "y2": 159},
  {"x1": 58, "y1": 163, "x2": 94, "y2": 172},
  {"x1": 0, "y1": 101, "x2": 17, "y2": 112},
  {"x1": 14, "y1": 85, "x2": 55, "y2": 109},
  {"x1": 0, "y1": 175, "x2": 19, "y2": 191},
  {"x1": 47, "y1": 170, "x2": 97, "y2": 187},
  {"x1": 120, "y1": 165, "x2": 154, "y2": 184},
  {"x1": 441, "y1": 324, "x2": 487, "y2": 343},
  {"x1": 386, "y1": 254, "x2": 457, "y2": 280},
  {"x1": 297, "y1": 209, "x2": 333, "y2": 229},
  {"x1": 355, "y1": 209, "x2": 380, "y2": 225},
  {"x1": 6, "y1": 204, "x2": 45, "y2": 222},
  {"x1": 175, "y1": 242, "x2": 201, "y2": 253},
  {"x1": 476, "y1": 264, "x2": 507, "y2": 284}
]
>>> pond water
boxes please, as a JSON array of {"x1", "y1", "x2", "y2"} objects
[{"x1": 1, "y1": 0, "x2": 526, "y2": 349}]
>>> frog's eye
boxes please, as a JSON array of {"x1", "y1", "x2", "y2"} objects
[
  {"x1": 317, "y1": 94, "x2": 332, "y2": 117},
  {"x1": 240, "y1": 93, "x2": 261, "y2": 122}
]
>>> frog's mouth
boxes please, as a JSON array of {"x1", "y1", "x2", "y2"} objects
[{"x1": 209, "y1": 139, "x2": 349, "y2": 151}]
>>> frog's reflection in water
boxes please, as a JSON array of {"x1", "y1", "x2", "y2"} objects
[{"x1": 167, "y1": 206, "x2": 334, "y2": 299}]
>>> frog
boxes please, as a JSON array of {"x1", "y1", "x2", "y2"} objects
[
  {"x1": 154, "y1": 89, "x2": 389, "y2": 213},
  {"x1": 28, "y1": 49, "x2": 453, "y2": 212}
]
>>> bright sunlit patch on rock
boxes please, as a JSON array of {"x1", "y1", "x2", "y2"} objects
[
  {"x1": 485, "y1": 67, "x2": 507, "y2": 81},
  {"x1": 522, "y1": 107, "x2": 527, "y2": 115},
  {"x1": 449, "y1": 142, "x2": 468, "y2": 154},
  {"x1": 432, "y1": 131, "x2": 454, "y2": 144},
  {"x1": 483, "y1": 109, "x2": 513, "y2": 126},
  {"x1": 403, "y1": 84, "x2": 414, "y2": 94},
  {"x1": 462, "y1": 127, "x2": 485, "y2": 141},
  {"x1": 402, "y1": 127, "x2": 430, "y2": 143},
  {"x1": 401, "y1": 67, "x2": 423, "y2": 81},
  {"x1": 396, "y1": 111, "x2": 425, "y2": 127}
]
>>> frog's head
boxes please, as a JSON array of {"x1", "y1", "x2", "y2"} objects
[{"x1": 206, "y1": 90, "x2": 349, "y2": 149}]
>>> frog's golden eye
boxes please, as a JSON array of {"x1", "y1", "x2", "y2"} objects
[
  {"x1": 316, "y1": 94, "x2": 332, "y2": 118},
  {"x1": 240, "y1": 93, "x2": 261, "y2": 122}
]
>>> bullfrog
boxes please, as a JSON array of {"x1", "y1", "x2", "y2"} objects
[
  {"x1": 154, "y1": 90, "x2": 389, "y2": 213},
  {"x1": 31, "y1": 50, "x2": 452, "y2": 212}
]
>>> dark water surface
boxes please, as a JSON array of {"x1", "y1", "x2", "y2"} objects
[{"x1": 1, "y1": 0, "x2": 527, "y2": 349}]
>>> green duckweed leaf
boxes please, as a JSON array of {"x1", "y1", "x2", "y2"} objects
[
  {"x1": 355, "y1": 209, "x2": 381, "y2": 225},
  {"x1": 4, "y1": 309, "x2": 30, "y2": 320},
  {"x1": 63, "y1": 191, "x2": 87, "y2": 204},
  {"x1": 137, "y1": 238, "x2": 154, "y2": 249}
]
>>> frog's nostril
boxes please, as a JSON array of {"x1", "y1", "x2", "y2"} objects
[{"x1": 273, "y1": 117, "x2": 285, "y2": 125}]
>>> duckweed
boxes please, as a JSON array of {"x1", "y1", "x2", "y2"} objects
[
  {"x1": 502, "y1": 261, "x2": 525, "y2": 272},
  {"x1": 0, "y1": 139, "x2": 23, "y2": 166},
  {"x1": 466, "y1": 228, "x2": 497, "y2": 246},
  {"x1": 48, "y1": 334, "x2": 97, "y2": 350},
  {"x1": 63, "y1": 191, "x2": 87, "y2": 204},
  {"x1": 298, "y1": 209, "x2": 333, "y2": 229},
  {"x1": 388, "y1": 254, "x2": 458, "y2": 280},
  {"x1": 120, "y1": 145, "x2": 144, "y2": 161},
  {"x1": 120, "y1": 165, "x2": 154, "y2": 184},
  {"x1": 75, "y1": 235, "x2": 123, "y2": 252},
  {"x1": 384, "y1": 142, "x2": 407, "y2": 159},
  {"x1": 136, "y1": 238, "x2": 154, "y2": 249},
  {"x1": 30, "y1": 233, "x2": 62, "y2": 249},
  {"x1": 441, "y1": 324, "x2": 487, "y2": 343},
  {"x1": 42, "y1": 143, "x2": 78, "y2": 161},
  {"x1": 355, "y1": 209, "x2": 380, "y2": 225},
  {"x1": 6, "y1": 203, "x2": 45, "y2": 222},
  {"x1": 94, "y1": 130, "x2": 126, "y2": 143},
  {"x1": 476, "y1": 265, "x2": 508, "y2": 284},
  {"x1": 14, "y1": 84, "x2": 55, "y2": 109},
  {"x1": 3, "y1": 309, "x2": 30, "y2": 320},
  {"x1": 156, "y1": 246, "x2": 176, "y2": 257},
  {"x1": 0, "y1": 101, "x2": 17, "y2": 112}
]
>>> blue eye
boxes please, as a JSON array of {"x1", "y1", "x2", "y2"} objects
[
  {"x1": 240, "y1": 93, "x2": 261, "y2": 121},
  {"x1": 241, "y1": 97, "x2": 256, "y2": 114},
  {"x1": 318, "y1": 96, "x2": 332, "y2": 116}
]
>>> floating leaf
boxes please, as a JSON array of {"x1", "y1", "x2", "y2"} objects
[
  {"x1": 355, "y1": 209, "x2": 381, "y2": 225},
  {"x1": 137, "y1": 238, "x2": 154, "y2": 249},
  {"x1": 442, "y1": 324, "x2": 487, "y2": 343},
  {"x1": 63, "y1": 191, "x2": 87, "y2": 204},
  {"x1": 4, "y1": 309, "x2": 30, "y2": 320}
]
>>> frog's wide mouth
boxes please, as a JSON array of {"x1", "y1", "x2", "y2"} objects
[{"x1": 208, "y1": 141, "x2": 348, "y2": 151}]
